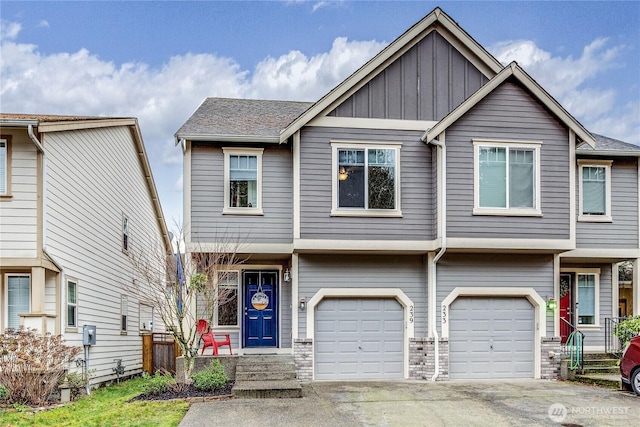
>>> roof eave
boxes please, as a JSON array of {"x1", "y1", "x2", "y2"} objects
[
  {"x1": 422, "y1": 62, "x2": 596, "y2": 148},
  {"x1": 178, "y1": 134, "x2": 281, "y2": 144},
  {"x1": 577, "y1": 150, "x2": 640, "y2": 157},
  {"x1": 0, "y1": 119, "x2": 40, "y2": 127}
]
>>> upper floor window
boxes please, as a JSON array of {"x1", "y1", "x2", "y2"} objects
[
  {"x1": 473, "y1": 139, "x2": 541, "y2": 216},
  {"x1": 0, "y1": 137, "x2": 10, "y2": 196},
  {"x1": 578, "y1": 160, "x2": 612, "y2": 222},
  {"x1": 67, "y1": 279, "x2": 77, "y2": 328},
  {"x1": 122, "y1": 215, "x2": 130, "y2": 252},
  {"x1": 331, "y1": 142, "x2": 401, "y2": 217},
  {"x1": 223, "y1": 148, "x2": 263, "y2": 215}
]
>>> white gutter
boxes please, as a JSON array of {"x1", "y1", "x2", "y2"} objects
[{"x1": 422, "y1": 130, "x2": 446, "y2": 381}]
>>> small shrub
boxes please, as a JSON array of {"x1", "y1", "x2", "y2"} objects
[
  {"x1": 191, "y1": 359, "x2": 229, "y2": 391},
  {"x1": 142, "y1": 371, "x2": 176, "y2": 395},
  {"x1": 0, "y1": 327, "x2": 82, "y2": 406},
  {"x1": 615, "y1": 316, "x2": 640, "y2": 347},
  {"x1": 0, "y1": 383, "x2": 9, "y2": 400},
  {"x1": 62, "y1": 371, "x2": 88, "y2": 401}
]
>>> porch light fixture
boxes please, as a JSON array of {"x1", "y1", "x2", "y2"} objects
[
  {"x1": 338, "y1": 167, "x2": 349, "y2": 181},
  {"x1": 547, "y1": 297, "x2": 558, "y2": 311},
  {"x1": 299, "y1": 297, "x2": 306, "y2": 311},
  {"x1": 284, "y1": 268, "x2": 291, "y2": 282}
]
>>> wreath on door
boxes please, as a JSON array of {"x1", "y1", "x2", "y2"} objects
[
  {"x1": 251, "y1": 282, "x2": 269, "y2": 311},
  {"x1": 560, "y1": 276, "x2": 570, "y2": 298}
]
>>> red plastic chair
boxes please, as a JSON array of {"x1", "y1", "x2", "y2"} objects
[{"x1": 197, "y1": 319, "x2": 232, "y2": 356}]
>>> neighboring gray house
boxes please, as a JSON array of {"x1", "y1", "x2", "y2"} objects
[
  {"x1": 176, "y1": 8, "x2": 639, "y2": 381},
  {"x1": 0, "y1": 114, "x2": 171, "y2": 386}
]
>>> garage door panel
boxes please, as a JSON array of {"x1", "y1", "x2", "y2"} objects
[
  {"x1": 315, "y1": 298, "x2": 404, "y2": 380},
  {"x1": 449, "y1": 297, "x2": 534, "y2": 380}
]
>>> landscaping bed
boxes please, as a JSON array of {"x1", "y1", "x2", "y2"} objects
[{"x1": 128, "y1": 380, "x2": 234, "y2": 402}]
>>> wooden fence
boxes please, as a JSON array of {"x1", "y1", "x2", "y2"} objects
[{"x1": 142, "y1": 333, "x2": 181, "y2": 374}]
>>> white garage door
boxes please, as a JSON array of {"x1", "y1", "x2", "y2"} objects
[
  {"x1": 449, "y1": 297, "x2": 534, "y2": 379},
  {"x1": 315, "y1": 298, "x2": 403, "y2": 380}
]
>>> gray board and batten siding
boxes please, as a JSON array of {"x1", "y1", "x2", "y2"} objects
[
  {"x1": 445, "y1": 81, "x2": 571, "y2": 240},
  {"x1": 296, "y1": 254, "x2": 427, "y2": 339},
  {"x1": 299, "y1": 127, "x2": 435, "y2": 241},
  {"x1": 190, "y1": 143, "x2": 293, "y2": 244},
  {"x1": 576, "y1": 158, "x2": 639, "y2": 248},
  {"x1": 435, "y1": 253, "x2": 555, "y2": 338},
  {"x1": 330, "y1": 31, "x2": 489, "y2": 121}
]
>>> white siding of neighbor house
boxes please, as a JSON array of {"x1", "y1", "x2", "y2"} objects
[
  {"x1": 43, "y1": 125, "x2": 166, "y2": 385},
  {"x1": 0, "y1": 130, "x2": 39, "y2": 258}
]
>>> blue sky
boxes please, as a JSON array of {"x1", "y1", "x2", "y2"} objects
[{"x1": 1, "y1": 1, "x2": 639, "y2": 229}]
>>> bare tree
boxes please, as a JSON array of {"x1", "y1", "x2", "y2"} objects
[{"x1": 125, "y1": 224, "x2": 246, "y2": 380}]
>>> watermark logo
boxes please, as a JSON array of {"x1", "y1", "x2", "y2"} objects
[{"x1": 548, "y1": 403, "x2": 567, "y2": 422}]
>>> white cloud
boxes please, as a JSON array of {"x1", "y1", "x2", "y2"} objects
[
  {"x1": 491, "y1": 38, "x2": 639, "y2": 144},
  {"x1": 312, "y1": 2, "x2": 329, "y2": 12},
  {"x1": 0, "y1": 20, "x2": 22, "y2": 40},
  {"x1": 38, "y1": 20, "x2": 49, "y2": 28}
]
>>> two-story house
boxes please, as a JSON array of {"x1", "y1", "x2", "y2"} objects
[
  {"x1": 175, "y1": 8, "x2": 639, "y2": 381},
  {"x1": 0, "y1": 114, "x2": 171, "y2": 386}
]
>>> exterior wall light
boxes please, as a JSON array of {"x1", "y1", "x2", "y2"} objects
[
  {"x1": 284, "y1": 268, "x2": 291, "y2": 282},
  {"x1": 299, "y1": 297, "x2": 306, "y2": 311},
  {"x1": 547, "y1": 297, "x2": 558, "y2": 311}
]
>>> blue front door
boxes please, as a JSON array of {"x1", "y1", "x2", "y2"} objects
[{"x1": 243, "y1": 271, "x2": 278, "y2": 348}]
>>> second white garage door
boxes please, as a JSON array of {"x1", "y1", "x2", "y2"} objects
[
  {"x1": 449, "y1": 297, "x2": 535, "y2": 379},
  {"x1": 315, "y1": 298, "x2": 403, "y2": 380}
]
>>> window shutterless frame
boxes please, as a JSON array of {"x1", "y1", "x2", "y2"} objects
[
  {"x1": 214, "y1": 270, "x2": 240, "y2": 327},
  {"x1": 5, "y1": 274, "x2": 31, "y2": 330},
  {"x1": 578, "y1": 159, "x2": 612, "y2": 222},
  {"x1": 66, "y1": 278, "x2": 78, "y2": 328},
  {"x1": 0, "y1": 135, "x2": 12, "y2": 198},
  {"x1": 222, "y1": 147, "x2": 264, "y2": 215},
  {"x1": 473, "y1": 139, "x2": 542, "y2": 216},
  {"x1": 330, "y1": 141, "x2": 402, "y2": 217}
]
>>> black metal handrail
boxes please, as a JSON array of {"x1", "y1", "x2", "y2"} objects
[{"x1": 605, "y1": 317, "x2": 628, "y2": 356}]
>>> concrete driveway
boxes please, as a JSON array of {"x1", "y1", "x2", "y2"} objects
[{"x1": 179, "y1": 379, "x2": 638, "y2": 427}]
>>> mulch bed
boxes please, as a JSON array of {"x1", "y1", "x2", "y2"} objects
[{"x1": 128, "y1": 381, "x2": 235, "y2": 402}]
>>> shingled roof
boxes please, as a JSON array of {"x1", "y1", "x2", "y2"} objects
[
  {"x1": 578, "y1": 133, "x2": 640, "y2": 156},
  {"x1": 175, "y1": 98, "x2": 312, "y2": 141}
]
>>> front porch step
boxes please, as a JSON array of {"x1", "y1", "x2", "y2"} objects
[
  {"x1": 232, "y1": 355, "x2": 302, "y2": 399},
  {"x1": 573, "y1": 374, "x2": 621, "y2": 389}
]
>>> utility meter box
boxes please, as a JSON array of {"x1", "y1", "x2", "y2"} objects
[{"x1": 83, "y1": 325, "x2": 96, "y2": 346}]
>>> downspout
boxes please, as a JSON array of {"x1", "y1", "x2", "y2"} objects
[
  {"x1": 28, "y1": 125, "x2": 47, "y2": 249},
  {"x1": 422, "y1": 131, "x2": 446, "y2": 382}
]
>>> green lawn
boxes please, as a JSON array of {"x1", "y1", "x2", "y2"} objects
[{"x1": 0, "y1": 378, "x2": 189, "y2": 427}]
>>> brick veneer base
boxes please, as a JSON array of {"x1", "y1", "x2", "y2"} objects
[
  {"x1": 293, "y1": 338, "x2": 313, "y2": 382},
  {"x1": 409, "y1": 337, "x2": 449, "y2": 380}
]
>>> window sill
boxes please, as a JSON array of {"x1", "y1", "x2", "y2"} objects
[
  {"x1": 120, "y1": 331, "x2": 128, "y2": 336},
  {"x1": 331, "y1": 209, "x2": 403, "y2": 218},
  {"x1": 473, "y1": 208, "x2": 542, "y2": 217},
  {"x1": 223, "y1": 208, "x2": 264, "y2": 216},
  {"x1": 578, "y1": 215, "x2": 612, "y2": 223},
  {"x1": 576, "y1": 324, "x2": 601, "y2": 329},
  {"x1": 0, "y1": 194, "x2": 13, "y2": 201},
  {"x1": 65, "y1": 327, "x2": 78, "y2": 334}
]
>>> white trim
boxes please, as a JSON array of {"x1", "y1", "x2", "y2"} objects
[
  {"x1": 293, "y1": 131, "x2": 301, "y2": 240},
  {"x1": 560, "y1": 268, "x2": 601, "y2": 327},
  {"x1": 294, "y1": 238, "x2": 439, "y2": 253},
  {"x1": 184, "y1": 141, "x2": 192, "y2": 243},
  {"x1": 634, "y1": 259, "x2": 639, "y2": 316},
  {"x1": 440, "y1": 287, "x2": 545, "y2": 379},
  {"x1": 305, "y1": 288, "x2": 415, "y2": 379},
  {"x1": 0, "y1": 138, "x2": 7, "y2": 196},
  {"x1": 212, "y1": 270, "x2": 240, "y2": 328},
  {"x1": 187, "y1": 242, "x2": 293, "y2": 255},
  {"x1": 331, "y1": 142, "x2": 402, "y2": 215},
  {"x1": 553, "y1": 254, "x2": 560, "y2": 337},
  {"x1": 472, "y1": 139, "x2": 542, "y2": 216},
  {"x1": 446, "y1": 237, "x2": 574, "y2": 251},
  {"x1": 291, "y1": 254, "x2": 299, "y2": 342},
  {"x1": 309, "y1": 116, "x2": 438, "y2": 131},
  {"x1": 559, "y1": 248, "x2": 640, "y2": 259},
  {"x1": 612, "y1": 262, "x2": 620, "y2": 319},
  {"x1": 66, "y1": 277, "x2": 78, "y2": 328},
  {"x1": 569, "y1": 131, "x2": 576, "y2": 247},
  {"x1": 222, "y1": 147, "x2": 264, "y2": 215},
  {"x1": 577, "y1": 159, "x2": 612, "y2": 222},
  {"x1": 424, "y1": 63, "x2": 595, "y2": 148},
  {"x1": 238, "y1": 267, "x2": 284, "y2": 349}
]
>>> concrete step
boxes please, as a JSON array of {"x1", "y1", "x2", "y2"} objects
[
  {"x1": 573, "y1": 374, "x2": 621, "y2": 390},
  {"x1": 232, "y1": 379, "x2": 302, "y2": 399},
  {"x1": 236, "y1": 355, "x2": 295, "y2": 364},
  {"x1": 235, "y1": 370, "x2": 297, "y2": 381},
  {"x1": 580, "y1": 366, "x2": 620, "y2": 375},
  {"x1": 236, "y1": 362, "x2": 296, "y2": 372},
  {"x1": 582, "y1": 358, "x2": 619, "y2": 366},
  {"x1": 582, "y1": 353, "x2": 615, "y2": 360}
]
